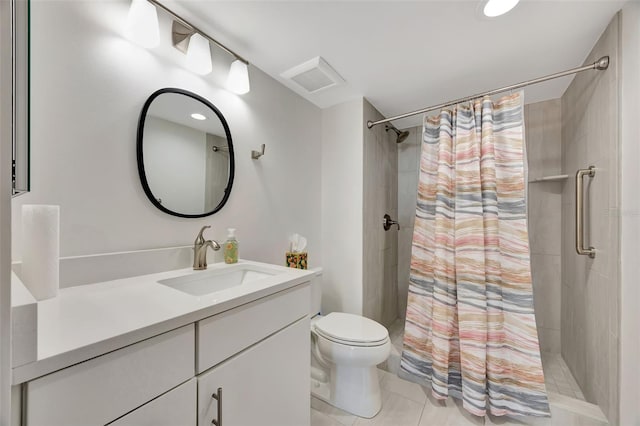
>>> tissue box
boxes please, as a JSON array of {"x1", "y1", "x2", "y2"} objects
[{"x1": 286, "y1": 252, "x2": 308, "y2": 269}]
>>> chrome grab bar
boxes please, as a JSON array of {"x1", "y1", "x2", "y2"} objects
[{"x1": 575, "y1": 166, "x2": 596, "y2": 258}]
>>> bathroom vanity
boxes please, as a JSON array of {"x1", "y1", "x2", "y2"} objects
[{"x1": 12, "y1": 261, "x2": 313, "y2": 426}]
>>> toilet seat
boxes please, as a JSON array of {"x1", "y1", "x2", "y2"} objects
[{"x1": 314, "y1": 312, "x2": 389, "y2": 347}]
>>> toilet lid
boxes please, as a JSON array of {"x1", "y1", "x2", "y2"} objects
[{"x1": 314, "y1": 312, "x2": 389, "y2": 345}]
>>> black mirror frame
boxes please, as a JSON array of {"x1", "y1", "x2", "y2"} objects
[{"x1": 136, "y1": 87, "x2": 235, "y2": 218}]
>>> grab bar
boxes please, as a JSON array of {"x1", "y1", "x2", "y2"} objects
[{"x1": 575, "y1": 166, "x2": 596, "y2": 258}]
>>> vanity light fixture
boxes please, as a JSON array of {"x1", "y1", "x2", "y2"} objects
[
  {"x1": 483, "y1": 0, "x2": 520, "y2": 17},
  {"x1": 186, "y1": 33, "x2": 213, "y2": 75},
  {"x1": 191, "y1": 113, "x2": 206, "y2": 120},
  {"x1": 139, "y1": 0, "x2": 251, "y2": 94},
  {"x1": 226, "y1": 60, "x2": 250, "y2": 95},
  {"x1": 124, "y1": 0, "x2": 160, "y2": 48}
]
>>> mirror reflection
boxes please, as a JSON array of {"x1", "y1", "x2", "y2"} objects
[{"x1": 137, "y1": 89, "x2": 234, "y2": 218}]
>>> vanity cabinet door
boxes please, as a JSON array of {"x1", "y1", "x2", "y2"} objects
[
  {"x1": 25, "y1": 325, "x2": 195, "y2": 426},
  {"x1": 197, "y1": 317, "x2": 310, "y2": 426},
  {"x1": 109, "y1": 378, "x2": 196, "y2": 426}
]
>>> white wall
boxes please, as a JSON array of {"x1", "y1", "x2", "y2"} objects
[
  {"x1": 619, "y1": 3, "x2": 640, "y2": 424},
  {"x1": 321, "y1": 99, "x2": 363, "y2": 315},
  {"x1": 11, "y1": 1, "x2": 322, "y2": 268},
  {"x1": 0, "y1": 1, "x2": 13, "y2": 423},
  {"x1": 144, "y1": 117, "x2": 207, "y2": 215}
]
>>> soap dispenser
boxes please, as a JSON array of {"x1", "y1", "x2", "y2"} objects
[{"x1": 224, "y1": 228, "x2": 238, "y2": 264}]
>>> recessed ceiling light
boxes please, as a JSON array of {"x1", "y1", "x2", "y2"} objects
[
  {"x1": 483, "y1": 0, "x2": 520, "y2": 17},
  {"x1": 191, "y1": 113, "x2": 206, "y2": 121}
]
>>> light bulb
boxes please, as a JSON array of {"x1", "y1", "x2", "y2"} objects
[
  {"x1": 483, "y1": 0, "x2": 520, "y2": 17},
  {"x1": 226, "y1": 60, "x2": 250, "y2": 95},
  {"x1": 124, "y1": 0, "x2": 160, "y2": 48},
  {"x1": 191, "y1": 113, "x2": 206, "y2": 121},
  {"x1": 186, "y1": 33, "x2": 213, "y2": 75}
]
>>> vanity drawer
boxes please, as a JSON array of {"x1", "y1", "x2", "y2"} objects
[
  {"x1": 25, "y1": 324, "x2": 195, "y2": 426},
  {"x1": 197, "y1": 283, "x2": 309, "y2": 373},
  {"x1": 109, "y1": 378, "x2": 196, "y2": 426}
]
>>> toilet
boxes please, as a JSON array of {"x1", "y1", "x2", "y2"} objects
[{"x1": 309, "y1": 269, "x2": 391, "y2": 418}]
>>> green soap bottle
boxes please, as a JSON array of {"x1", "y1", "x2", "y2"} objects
[{"x1": 224, "y1": 228, "x2": 238, "y2": 264}]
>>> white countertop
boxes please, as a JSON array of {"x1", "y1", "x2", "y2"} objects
[{"x1": 12, "y1": 260, "x2": 315, "y2": 384}]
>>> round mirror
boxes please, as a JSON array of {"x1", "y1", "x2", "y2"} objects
[{"x1": 137, "y1": 88, "x2": 234, "y2": 218}]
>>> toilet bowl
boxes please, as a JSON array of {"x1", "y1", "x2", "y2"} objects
[{"x1": 309, "y1": 269, "x2": 391, "y2": 418}]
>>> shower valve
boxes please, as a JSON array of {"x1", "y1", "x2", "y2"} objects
[{"x1": 383, "y1": 214, "x2": 400, "y2": 231}]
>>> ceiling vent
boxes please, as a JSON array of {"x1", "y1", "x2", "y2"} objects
[{"x1": 281, "y1": 56, "x2": 345, "y2": 94}]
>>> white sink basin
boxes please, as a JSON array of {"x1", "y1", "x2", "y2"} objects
[{"x1": 158, "y1": 264, "x2": 280, "y2": 296}]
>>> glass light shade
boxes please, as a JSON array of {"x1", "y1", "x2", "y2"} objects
[
  {"x1": 226, "y1": 60, "x2": 250, "y2": 95},
  {"x1": 186, "y1": 33, "x2": 213, "y2": 75},
  {"x1": 124, "y1": 0, "x2": 160, "y2": 48},
  {"x1": 483, "y1": 0, "x2": 520, "y2": 17}
]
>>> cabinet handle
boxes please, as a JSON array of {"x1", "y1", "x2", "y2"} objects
[{"x1": 211, "y1": 387, "x2": 222, "y2": 426}]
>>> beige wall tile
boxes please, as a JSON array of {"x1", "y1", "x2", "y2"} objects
[
  {"x1": 525, "y1": 98, "x2": 564, "y2": 355},
  {"x1": 560, "y1": 13, "x2": 620, "y2": 424},
  {"x1": 396, "y1": 126, "x2": 422, "y2": 321},
  {"x1": 538, "y1": 328, "x2": 561, "y2": 353},
  {"x1": 363, "y1": 99, "x2": 398, "y2": 325}
]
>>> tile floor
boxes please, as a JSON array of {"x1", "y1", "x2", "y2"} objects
[
  {"x1": 311, "y1": 319, "x2": 607, "y2": 426},
  {"x1": 540, "y1": 352, "x2": 585, "y2": 401}
]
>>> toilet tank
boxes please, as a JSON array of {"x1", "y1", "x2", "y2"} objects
[{"x1": 309, "y1": 267, "x2": 323, "y2": 317}]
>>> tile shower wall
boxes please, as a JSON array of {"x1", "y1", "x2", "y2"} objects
[
  {"x1": 363, "y1": 99, "x2": 398, "y2": 328},
  {"x1": 396, "y1": 127, "x2": 420, "y2": 319},
  {"x1": 524, "y1": 99, "x2": 563, "y2": 354},
  {"x1": 561, "y1": 13, "x2": 620, "y2": 424}
]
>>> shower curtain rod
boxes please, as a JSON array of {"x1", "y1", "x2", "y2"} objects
[{"x1": 366, "y1": 56, "x2": 610, "y2": 129}]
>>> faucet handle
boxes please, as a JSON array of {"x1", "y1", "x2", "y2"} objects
[
  {"x1": 195, "y1": 225, "x2": 211, "y2": 245},
  {"x1": 383, "y1": 214, "x2": 400, "y2": 231}
]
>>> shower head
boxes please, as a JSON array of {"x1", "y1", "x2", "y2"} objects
[
  {"x1": 396, "y1": 130, "x2": 410, "y2": 144},
  {"x1": 385, "y1": 125, "x2": 410, "y2": 144}
]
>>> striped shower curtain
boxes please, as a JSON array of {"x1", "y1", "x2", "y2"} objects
[{"x1": 399, "y1": 93, "x2": 550, "y2": 418}]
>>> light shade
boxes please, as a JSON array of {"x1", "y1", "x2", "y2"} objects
[
  {"x1": 124, "y1": 0, "x2": 159, "y2": 48},
  {"x1": 186, "y1": 33, "x2": 213, "y2": 75},
  {"x1": 226, "y1": 60, "x2": 250, "y2": 95},
  {"x1": 483, "y1": 0, "x2": 520, "y2": 17}
]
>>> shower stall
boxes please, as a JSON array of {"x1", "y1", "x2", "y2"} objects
[{"x1": 393, "y1": 13, "x2": 621, "y2": 424}]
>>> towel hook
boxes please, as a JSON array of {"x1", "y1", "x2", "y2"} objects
[{"x1": 251, "y1": 144, "x2": 265, "y2": 160}]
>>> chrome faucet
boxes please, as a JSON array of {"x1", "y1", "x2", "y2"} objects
[{"x1": 193, "y1": 226, "x2": 221, "y2": 270}]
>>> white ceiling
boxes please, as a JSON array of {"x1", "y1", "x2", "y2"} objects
[{"x1": 166, "y1": 0, "x2": 626, "y2": 128}]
